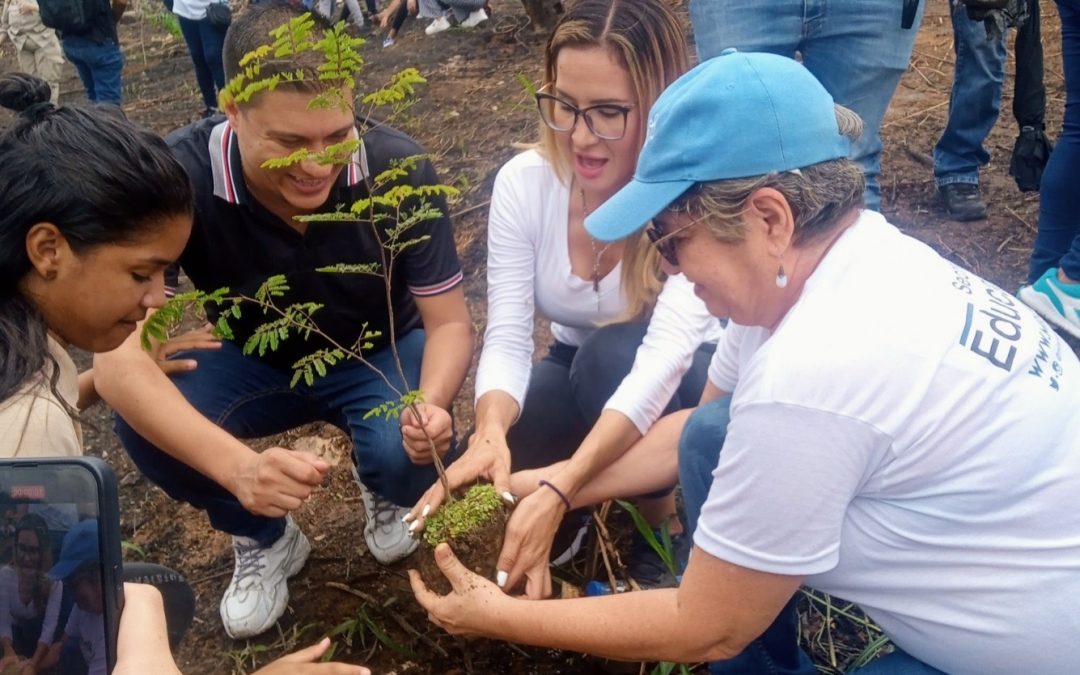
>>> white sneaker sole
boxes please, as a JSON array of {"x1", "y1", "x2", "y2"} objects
[
  {"x1": 221, "y1": 527, "x2": 311, "y2": 640},
  {"x1": 1019, "y1": 286, "x2": 1080, "y2": 340}
]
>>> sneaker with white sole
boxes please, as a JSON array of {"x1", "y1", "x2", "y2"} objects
[
  {"x1": 1019, "y1": 267, "x2": 1080, "y2": 339},
  {"x1": 424, "y1": 15, "x2": 452, "y2": 35},
  {"x1": 220, "y1": 516, "x2": 310, "y2": 639},
  {"x1": 461, "y1": 8, "x2": 487, "y2": 27},
  {"x1": 352, "y1": 467, "x2": 418, "y2": 564}
]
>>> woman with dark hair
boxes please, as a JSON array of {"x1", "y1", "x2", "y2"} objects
[
  {"x1": 0, "y1": 513, "x2": 61, "y2": 673},
  {"x1": 0, "y1": 73, "x2": 195, "y2": 457}
]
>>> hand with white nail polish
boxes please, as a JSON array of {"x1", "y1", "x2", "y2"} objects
[
  {"x1": 409, "y1": 543, "x2": 510, "y2": 637},
  {"x1": 405, "y1": 425, "x2": 515, "y2": 533}
]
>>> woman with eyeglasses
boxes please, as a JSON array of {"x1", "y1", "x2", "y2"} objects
[
  {"x1": 405, "y1": 0, "x2": 722, "y2": 599},
  {"x1": 0, "y1": 514, "x2": 61, "y2": 673},
  {"x1": 413, "y1": 51, "x2": 1080, "y2": 675}
]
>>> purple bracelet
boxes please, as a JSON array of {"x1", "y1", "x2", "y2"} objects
[{"x1": 538, "y1": 479, "x2": 572, "y2": 510}]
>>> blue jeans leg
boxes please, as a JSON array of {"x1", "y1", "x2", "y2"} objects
[
  {"x1": 679, "y1": 397, "x2": 814, "y2": 675},
  {"x1": 319, "y1": 329, "x2": 451, "y2": 506},
  {"x1": 688, "y1": 0, "x2": 923, "y2": 212},
  {"x1": 178, "y1": 16, "x2": 227, "y2": 110},
  {"x1": 60, "y1": 36, "x2": 124, "y2": 105},
  {"x1": 849, "y1": 648, "x2": 947, "y2": 675},
  {"x1": 115, "y1": 341, "x2": 325, "y2": 546},
  {"x1": 1028, "y1": 0, "x2": 1080, "y2": 282},
  {"x1": 933, "y1": 0, "x2": 1008, "y2": 187}
]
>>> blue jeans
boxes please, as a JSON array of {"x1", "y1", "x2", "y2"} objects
[
  {"x1": 933, "y1": 0, "x2": 1009, "y2": 187},
  {"x1": 61, "y1": 35, "x2": 124, "y2": 105},
  {"x1": 115, "y1": 329, "x2": 451, "y2": 547},
  {"x1": 177, "y1": 16, "x2": 227, "y2": 110},
  {"x1": 678, "y1": 397, "x2": 814, "y2": 675},
  {"x1": 850, "y1": 649, "x2": 946, "y2": 675},
  {"x1": 1028, "y1": 0, "x2": 1080, "y2": 282},
  {"x1": 688, "y1": 0, "x2": 924, "y2": 212}
]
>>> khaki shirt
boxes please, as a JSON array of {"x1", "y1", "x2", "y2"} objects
[
  {"x1": 0, "y1": 336, "x2": 82, "y2": 457},
  {"x1": 1, "y1": 0, "x2": 58, "y2": 50}
]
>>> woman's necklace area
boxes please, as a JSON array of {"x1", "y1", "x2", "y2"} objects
[{"x1": 579, "y1": 186, "x2": 612, "y2": 297}]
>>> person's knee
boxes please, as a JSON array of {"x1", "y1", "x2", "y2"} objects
[{"x1": 678, "y1": 397, "x2": 731, "y2": 474}]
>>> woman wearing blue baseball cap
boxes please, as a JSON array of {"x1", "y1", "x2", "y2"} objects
[
  {"x1": 406, "y1": 0, "x2": 723, "y2": 599},
  {"x1": 413, "y1": 51, "x2": 1080, "y2": 675}
]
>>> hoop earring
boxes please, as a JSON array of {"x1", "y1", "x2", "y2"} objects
[
  {"x1": 44, "y1": 270, "x2": 57, "y2": 281},
  {"x1": 775, "y1": 262, "x2": 788, "y2": 289}
]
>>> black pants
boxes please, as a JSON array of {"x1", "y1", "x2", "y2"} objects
[{"x1": 505, "y1": 321, "x2": 714, "y2": 474}]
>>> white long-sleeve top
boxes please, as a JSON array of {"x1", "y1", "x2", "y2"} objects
[
  {"x1": 475, "y1": 150, "x2": 723, "y2": 434},
  {"x1": 0, "y1": 565, "x2": 62, "y2": 648}
]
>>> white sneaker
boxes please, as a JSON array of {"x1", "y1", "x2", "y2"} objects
[
  {"x1": 219, "y1": 516, "x2": 310, "y2": 639},
  {"x1": 424, "y1": 15, "x2": 452, "y2": 35},
  {"x1": 461, "y1": 8, "x2": 488, "y2": 27},
  {"x1": 353, "y1": 467, "x2": 418, "y2": 564}
]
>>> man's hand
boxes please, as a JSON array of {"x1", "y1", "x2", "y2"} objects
[
  {"x1": 405, "y1": 430, "x2": 516, "y2": 532},
  {"x1": 230, "y1": 448, "x2": 329, "y2": 518},
  {"x1": 252, "y1": 638, "x2": 370, "y2": 675},
  {"x1": 148, "y1": 323, "x2": 222, "y2": 375},
  {"x1": 400, "y1": 403, "x2": 453, "y2": 464},
  {"x1": 410, "y1": 543, "x2": 510, "y2": 637},
  {"x1": 495, "y1": 484, "x2": 569, "y2": 599}
]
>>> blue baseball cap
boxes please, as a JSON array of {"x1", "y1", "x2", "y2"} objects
[
  {"x1": 586, "y1": 49, "x2": 851, "y2": 242},
  {"x1": 48, "y1": 519, "x2": 100, "y2": 581}
]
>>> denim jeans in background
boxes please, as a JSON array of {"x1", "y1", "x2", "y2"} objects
[
  {"x1": 678, "y1": 396, "x2": 815, "y2": 675},
  {"x1": 933, "y1": 0, "x2": 1008, "y2": 187},
  {"x1": 177, "y1": 16, "x2": 227, "y2": 111},
  {"x1": 61, "y1": 36, "x2": 124, "y2": 105},
  {"x1": 115, "y1": 329, "x2": 450, "y2": 548},
  {"x1": 1028, "y1": 0, "x2": 1080, "y2": 282},
  {"x1": 688, "y1": 0, "x2": 925, "y2": 212}
]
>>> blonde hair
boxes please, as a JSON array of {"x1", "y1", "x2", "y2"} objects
[
  {"x1": 664, "y1": 107, "x2": 866, "y2": 248},
  {"x1": 535, "y1": 0, "x2": 691, "y2": 321}
]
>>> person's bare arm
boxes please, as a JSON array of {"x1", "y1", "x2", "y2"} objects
[
  {"x1": 93, "y1": 322, "x2": 327, "y2": 518},
  {"x1": 413, "y1": 541, "x2": 801, "y2": 662},
  {"x1": 398, "y1": 287, "x2": 474, "y2": 463}
]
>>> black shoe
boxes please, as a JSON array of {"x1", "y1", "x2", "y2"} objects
[
  {"x1": 939, "y1": 183, "x2": 988, "y2": 221},
  {"x1": 551, "y1": 510, "x2": 591, "y2": 566},
  {"x1": 626, "y1": 528, "x2": 690, "y2": 589}
]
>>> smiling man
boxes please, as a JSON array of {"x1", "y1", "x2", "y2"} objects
[{"x1": 93, "y1": 1, "x2": 472, "y2": 640}]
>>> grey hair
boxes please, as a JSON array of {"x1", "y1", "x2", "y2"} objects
[{"x1": 662, "y1": 105, "x2": 866, "y2": 248}]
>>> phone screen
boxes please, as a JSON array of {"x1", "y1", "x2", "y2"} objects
[{"x1": 0, "y1": 461, "x2": 119, "y2": 675}]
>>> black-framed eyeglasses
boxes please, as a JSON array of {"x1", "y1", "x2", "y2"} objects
[
  {"x1": 535, "y1": 92, "x2": 634, "y2": 141},
  {"x1": 645, "y1": 217, "x2": 706, "y2": 267}
]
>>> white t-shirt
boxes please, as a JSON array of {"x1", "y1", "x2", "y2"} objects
[
  {"x1": 0, "y1": 566, "x2": 62, "y2": 648},
  {"x1": 0, "y1": 336, "x2": 81, "y2": 458},
  {"x1": 64, "y1": 606, "x2": 106, "y2": 675},
  {"x1": 474, "y1": 150, "x2": 722, "y2": 433},
  {"x1": 697, "y1": 211, "x2": 1080, "y2": 675}
]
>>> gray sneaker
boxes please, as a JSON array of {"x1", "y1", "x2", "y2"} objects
[
  {"x1": 352, "y1": 467, "x2": 418, "y2": 564},
  {"x1": 220, "y1": 516, "x2": 310, "y2": 639}
]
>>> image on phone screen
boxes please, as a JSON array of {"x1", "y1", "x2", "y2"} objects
[{"x1": 0, "y1": 473, "x2": 110, "y2": 675}]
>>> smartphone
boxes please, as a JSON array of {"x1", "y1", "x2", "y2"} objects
[{"x1": 0, "y1": 457, "x2": 124, "y2": 675}]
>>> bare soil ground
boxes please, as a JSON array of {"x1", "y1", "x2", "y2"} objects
[{"x1": 2, "y1": 0, "x2": 1074, "y2": 672}]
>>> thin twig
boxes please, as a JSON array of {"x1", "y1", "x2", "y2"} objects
[
  {"x1": 450, "y1": 199, "x2": 492, "y2": 220},
  {"x1": 1004, "y1": 205, "x2": 1036, "y2": 232},
  {"x1": 325, "y1": 581, "x2": 450, "y2": 658}
]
